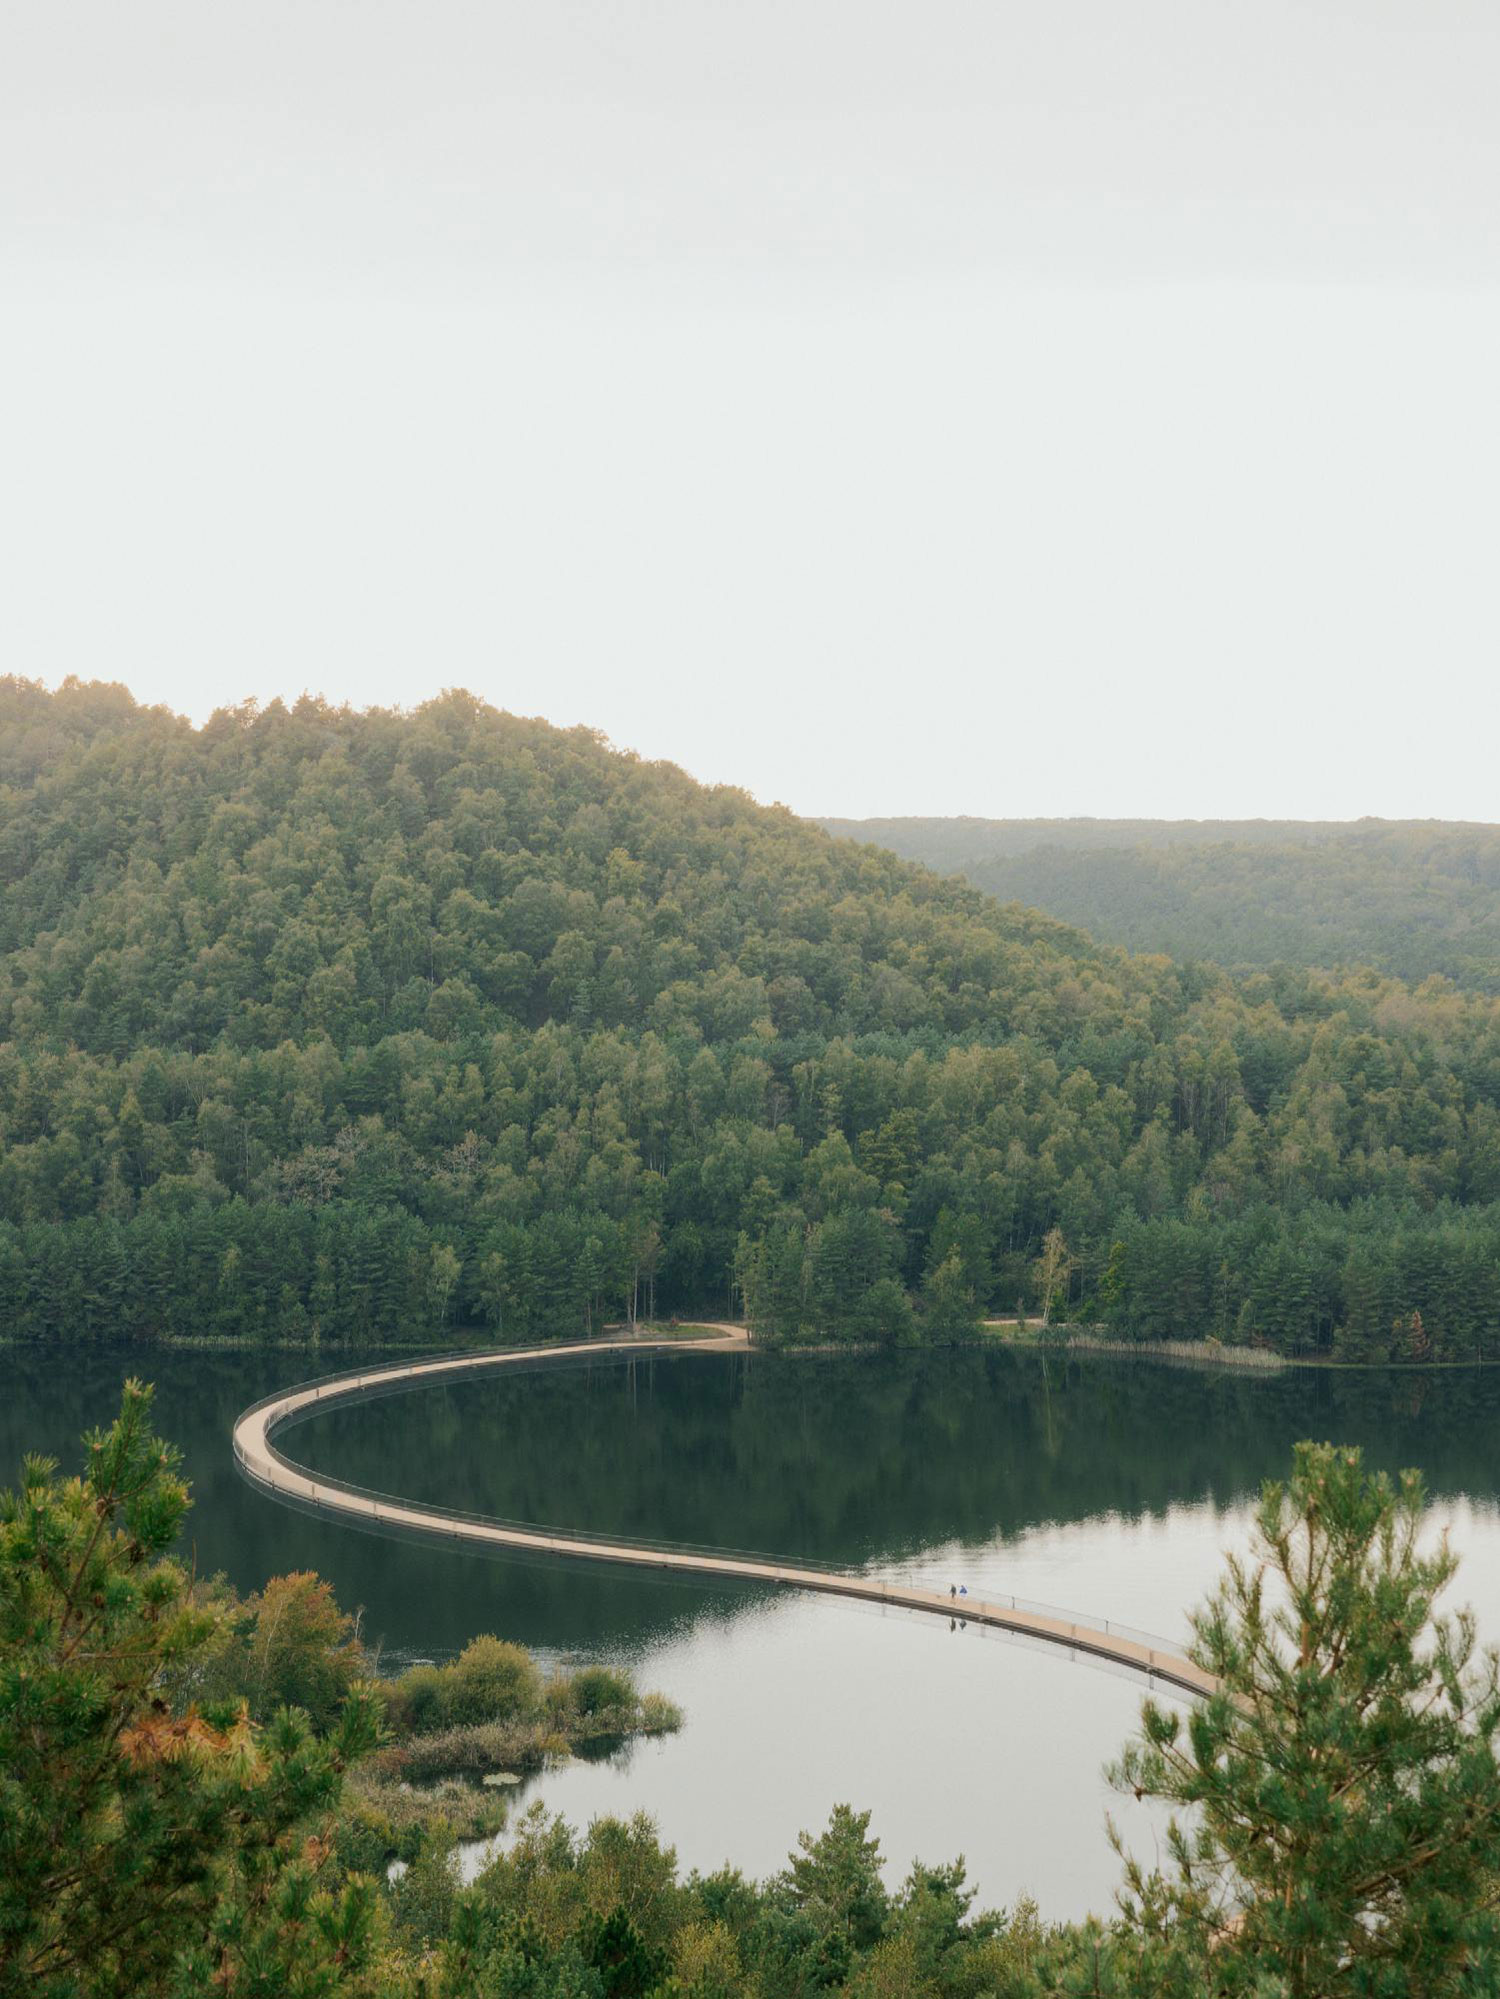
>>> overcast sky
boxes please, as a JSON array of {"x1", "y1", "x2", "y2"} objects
[{"x1": 4, "y1": 3, "x2": 1498, "y2": 820}]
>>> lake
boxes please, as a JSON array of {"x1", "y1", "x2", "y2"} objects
[{"x1": 7, "y1": 1341, "x2": 1500, "y2": 1920}]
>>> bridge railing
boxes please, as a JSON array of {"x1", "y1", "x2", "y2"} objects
[
  {"x1": 977, "y1": 1596, "x2": 1179, "y2": 1656},
  {"x1": 237, "y1": 1430, "x2": 859, "y2": 1578}
]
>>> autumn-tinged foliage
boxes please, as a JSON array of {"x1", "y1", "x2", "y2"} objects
[
  {"x1": 0, "y1": 1380, "x2": 385, "y2": 1999},
  {"x1": 4, "y1": 677, "x2": 1500, "y2": 1355},
  {"x1": 193, "y1": 1568, "x2": 369, "y2": 1730}
]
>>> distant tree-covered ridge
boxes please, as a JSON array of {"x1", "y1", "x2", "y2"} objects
[
  {"x1": 4, "y1": 676, "x2": 1500, "y2": 1358},
  {"x1": 820, "y1": 813, "x2": 1500, "y2": 991}
]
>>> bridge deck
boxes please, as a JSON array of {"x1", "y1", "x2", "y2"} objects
[{"x1": 231, "y1": 1331, "x2": 1218, "y2": 1701}]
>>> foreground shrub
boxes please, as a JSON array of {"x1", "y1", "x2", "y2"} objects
[
  {"x1": 235, "y1": 1569, "x2": 369, "y2": 1729},
  {"x1": 639, "y1": 1691, "x2": 684, "y2": 1734},
  {"x1": 446, "y1": 1635, "x2": 544, "y2": 1723},
  {"x1": 568, "y1": 1663, "x2": 637, "y2": 1718},
  {"x1": 385, "y1": 1661, "x2": 448, "y2": 1734},
  {"x1": 390, "y1": 1636, "x2": 543, "y2": 1733}
]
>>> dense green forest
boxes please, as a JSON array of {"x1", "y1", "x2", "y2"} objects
[
  {"x1": 5, "y1": 677, "x2": 1500, "y2": 1359},
  {"x1": 820, "y1": 816, "x2": 1500, "y2": 992}
]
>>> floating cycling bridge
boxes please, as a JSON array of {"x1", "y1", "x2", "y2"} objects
[{"x1": 232, "y1": 1329, "x2": 1218, "y2": 1701}]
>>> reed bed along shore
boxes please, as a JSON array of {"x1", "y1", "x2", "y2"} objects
[{"x1": 1056, "y1": 1332, "x2": 1287, "y2": 1370}]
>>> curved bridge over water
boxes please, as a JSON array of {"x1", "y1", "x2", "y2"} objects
[{"x1": 232, "y1": 1330, "x2": 1217, "y2": 1701}]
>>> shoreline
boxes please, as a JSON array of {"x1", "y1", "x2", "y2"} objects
[
  {"x1": 2, "y1": 1322, "x2": 1494, "y2": 1374},
  {"x1": 982, "y1": 1326, "x2": 1500, "y2": 1373}
]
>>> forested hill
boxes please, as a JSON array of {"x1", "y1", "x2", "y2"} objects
[
  {"x1": 4, "y1": 677, "x2": 1500, "y2": 1363},
  {"x1": 819, "y1": 815, "x2": 1500, "y2": 991}
]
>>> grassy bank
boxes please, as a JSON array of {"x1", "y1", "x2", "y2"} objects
[
  {"x1": 980, "y1": 1322, "x2": 1500, "y2": 1373},
  {"x1": 982, "y1": 1320, "x2": 1288, "y2": 1368}
]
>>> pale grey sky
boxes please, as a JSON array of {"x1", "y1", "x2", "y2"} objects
[{"x1": 4, "y1": 3, "x2": 1498, "y2": 819}]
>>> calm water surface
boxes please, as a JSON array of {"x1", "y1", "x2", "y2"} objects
[{"x1": 6, "y1": 1343, "x2": 1500, "y2": 1919}]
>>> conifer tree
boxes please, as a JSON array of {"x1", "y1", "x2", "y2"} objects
[
  {"x1": 1110, "y1": 1442, "x2": 1500, "y2": 1996},
  {"x1": 0, "y1": 1382, "x2": 386, "y2": 1999}
]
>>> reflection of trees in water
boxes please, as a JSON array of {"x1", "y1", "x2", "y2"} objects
[
  {"x1": 10, "y1": 1344, "x2": 1500, "y2": 1659},
  {"x1": 294, "y1": 1351, "x2": 1500, "y2": 1570}
]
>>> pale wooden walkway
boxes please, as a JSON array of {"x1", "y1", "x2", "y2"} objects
[{"x1": 232, "y1": 1329, "x2": 1217, "y2": 1700}]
